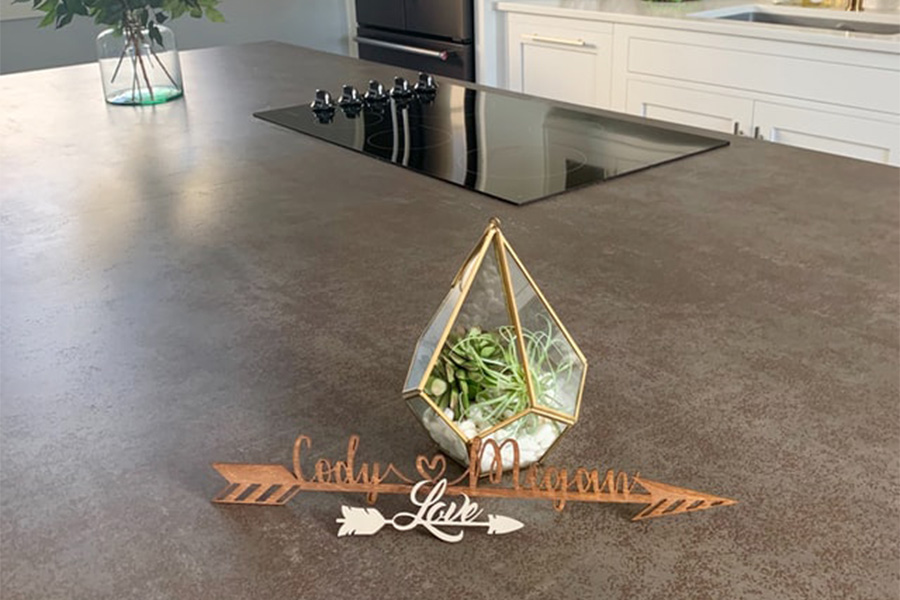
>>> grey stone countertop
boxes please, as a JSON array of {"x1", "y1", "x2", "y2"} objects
[{"x1": 1, "y1": 41, "x2": 897, "y2": 599}]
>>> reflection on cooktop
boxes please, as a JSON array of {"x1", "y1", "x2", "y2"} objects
[
  {"x1": 255, "y1": 77, "x2": 728, "y2": 205},
  {"x1": 366, "y1": 125, "x2": 454, "y2": 152},
  {"x1": 464, "y1": 145, "x2": 588, "y2": 180}
]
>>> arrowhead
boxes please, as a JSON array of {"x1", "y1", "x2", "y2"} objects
[
  {"x1": 487, "y1": 514, "x2": 525, "y2": 535},
  {"x1": 336, "y1": 506, "x2": 387, "y2": 537},
  {"x1": 631, "y1": 476, "x2": 737, "y2": 521}
]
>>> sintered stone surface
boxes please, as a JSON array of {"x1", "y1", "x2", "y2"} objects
[{"x1": 1, "y1": 42, "x2": 897, "y2": 600}]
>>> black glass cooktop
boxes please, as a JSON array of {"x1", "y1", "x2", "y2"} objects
[{"x1": 255, "y1": 77, "x2": 728, "y2": 205}]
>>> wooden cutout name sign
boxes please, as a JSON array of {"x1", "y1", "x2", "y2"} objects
[{"x1": 212, "y1": 434, "x2": 737, "y2": 521}]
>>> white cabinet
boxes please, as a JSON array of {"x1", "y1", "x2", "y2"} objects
[
  {"x1": 506, "y1": 14, "x2": 613, "y2": 108},
  {"x1": 612, "y1": 24, "x2": 900, "y2": 166},
  {"x1": 623, "y1": 78, "x2": 900, "y2": 165},
  {"x1": 625, "y1": 80, "x2": 755, "y2": 136},
  {"x1": 752, "y1": 101, "x2": 900, "y2": 165},
  {"x1": 497, "y1": 10, "x2": 900, "y2": 166},
  {"x1": 619, "y1": 31, "x2": 899, "y2": 115}
]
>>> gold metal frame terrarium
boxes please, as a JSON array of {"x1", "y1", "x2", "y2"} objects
[{"x1": 403, "y1": 218, "x2": 588, "y2": 471}]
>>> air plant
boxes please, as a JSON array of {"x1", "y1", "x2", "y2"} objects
[{"x1": 426, "y1": 315, "x2": 576, "y2": 433}]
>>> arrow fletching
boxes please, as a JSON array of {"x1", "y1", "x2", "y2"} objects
[
  {"x1": 487, "y1": 514, "x2": 524, "y2": 535},
  {"x1": 336, "y1": 506, "x2": 387, "y2": 537}
]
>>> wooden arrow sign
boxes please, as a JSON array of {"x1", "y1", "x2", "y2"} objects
[{"x1": 212, "y1": 433, "x2": 736, "y2": 522}]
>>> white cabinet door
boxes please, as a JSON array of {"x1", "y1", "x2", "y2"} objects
[
  {"x1": 625, "y1": 80, "x2": 754, "y2": 136},
  {"x1": 623, "y1": 31, "x2": 900, "y2": 115},
  {"x1": 507, "y1": 15, "x2": 613, "y2": 108},
  {"x1": 753, "y1": 101, "x2": 900, "y2": 166}
]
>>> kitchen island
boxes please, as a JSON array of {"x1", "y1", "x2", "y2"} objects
[{"x1": 1, "y1": 42, "x2": 898, "y2": 599}]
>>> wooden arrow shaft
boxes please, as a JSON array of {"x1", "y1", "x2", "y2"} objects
[
  {"x1": 212, "y1": 462, "x2": 736, "y2": 520},
  {"x1": 212, "y1": 466, "x2": 645, "y2": 504}
]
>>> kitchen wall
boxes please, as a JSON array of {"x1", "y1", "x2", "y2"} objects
[{"x1": 0, "y1": 0, "x2": 353, "y2": 74}]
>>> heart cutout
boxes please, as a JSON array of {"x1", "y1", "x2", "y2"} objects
[{"x1": 416, "y1": 454, "x2": 446, "y2": 482}]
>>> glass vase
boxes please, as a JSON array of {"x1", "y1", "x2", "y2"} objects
[{"x1": 96, "y1": 25, "x2": 184, "y2": 106}]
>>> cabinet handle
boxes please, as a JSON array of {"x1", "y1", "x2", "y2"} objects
[
  {"x1": 523, "y1": 33, "x2": 587, "y2": 47},
  {"x1": 732, "y1": 121, "x2": 744, "y2": 136}
]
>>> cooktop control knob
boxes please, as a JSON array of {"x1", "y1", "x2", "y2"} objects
[
  {"x1": 390, "y1": 76, "x2": 413, "y2": 99},
  {"x1": 310, "y1": 89, "x2": 334, "y2": 112},
  {"x1": 313, "y1": 109, "x2": 334, "y2": 124},
  {"x1": 364, "y1": 79, "x2": 387, "y2": 103},
  {"x1": 414, "y1": 72, "x2": 436, "y2": 94},
  {"x1": 338, "y1": 84, "x2": 363, "y2": 108}
]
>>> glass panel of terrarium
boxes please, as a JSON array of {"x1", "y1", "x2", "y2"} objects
[
  {"x1": 406, "y1": 394, "x2": 469, "y2": 466},
  {"x1": 477, "y1": 413, "x2": 567, "y2": 472},
  {"x1": 404, "y1": 246, "x2": 485, "y2": 393},
  {"x1": 405, "y1": 288, "x2": 461, "y2": 393},
  {"x1": 425, "y1": 240, "x2": 530, "y2": 444},
  {"x1": 504, "y1": 246, "x2": 584, "y2": 419}
]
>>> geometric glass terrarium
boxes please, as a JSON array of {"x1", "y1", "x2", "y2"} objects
[{"x1": 403, "y1": 218, "x2": 588, "y2": 472}]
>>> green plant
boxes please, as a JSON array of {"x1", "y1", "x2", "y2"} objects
[
  {"x1": 14, "y1": 0, "x2": 223, "y2": 100},
  {"x1": 17, "y1": 0, "x2": 223, "y2": 34},
  {"x1": 426, "y1": 317, "x2": 576, "y2": 431}
]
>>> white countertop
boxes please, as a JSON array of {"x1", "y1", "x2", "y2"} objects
[{"x1": 494, "y1": 0, "x2": 900, "y2": 52}]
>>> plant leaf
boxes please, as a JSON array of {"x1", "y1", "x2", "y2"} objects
[
  {"x1": 148, "y1": 21, "x2": 163, "y2": 46},
  {"x1": 67, "y1": 0, "x2": 87, "y2": 15},
  {"x1": 204, "y1": 5, "x2": 224, "y2": 22},
  {"x1": 37, "y1": 7, "x2": 56, "y2": 27}
]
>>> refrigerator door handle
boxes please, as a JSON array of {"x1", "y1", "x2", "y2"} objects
[{"x1": 355, "y1": 37, "x2": 451, "y2": 61}]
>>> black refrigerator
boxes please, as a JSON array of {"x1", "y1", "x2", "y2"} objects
[{"x1": 355, "y1": 0, "x2": 475, "y2": 82}]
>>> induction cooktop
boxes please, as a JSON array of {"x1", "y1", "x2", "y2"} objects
[{"x1": 254, "y1": 73, "x2": 729, "y2": 205}]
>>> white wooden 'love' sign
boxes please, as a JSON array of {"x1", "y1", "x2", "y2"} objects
[{"x1": 336, "y1": 478, "x2": 524, "y2": 543}]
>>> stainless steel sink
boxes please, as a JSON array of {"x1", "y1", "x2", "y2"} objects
[
  {"x1": 721, "y1": 11, "x2": 900, "y2": 33},
  {"x1": 691, "y1": 5, "x2": 900, "y2": 35}
]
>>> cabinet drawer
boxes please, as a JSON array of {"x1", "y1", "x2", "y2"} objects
[
  {"x1": 626, "y1": 37, "x2": 900, "y2": 115},
  {"x1": 753, "y1": 101, "x2": 900, "y2": 166},
  {"x1": 626, "y1": 80, "x2": 754, "y2": 135},
  {"x1": 507, "y1": 14, "x2": 613, "y2": 108}
]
